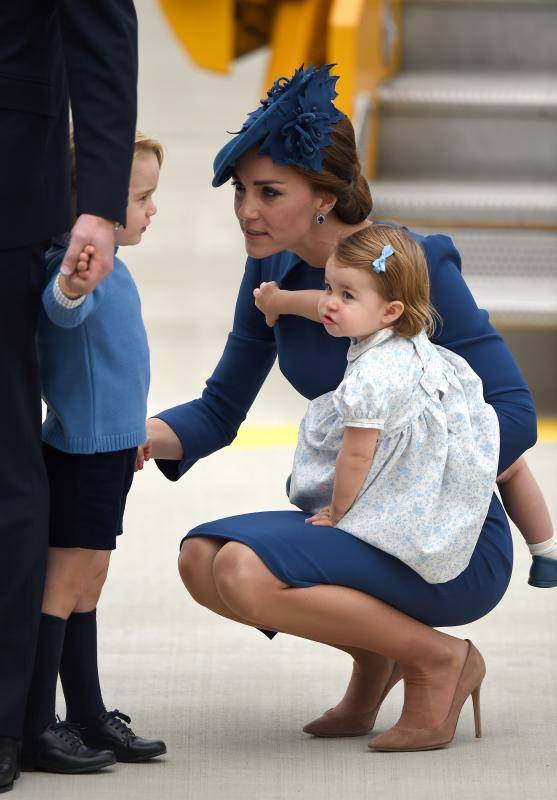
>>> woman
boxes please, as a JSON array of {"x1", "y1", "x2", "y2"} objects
[{"x1": 148, "y1": 66, "x2": 536, "y2": 751}]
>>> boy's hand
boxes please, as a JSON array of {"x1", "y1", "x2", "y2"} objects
[
  {"x1": 305, "y1": 506, "x2": 340, "y2": 527},
  {"x1": 60, "y1": 214, "x2": 116, "y2": 294},
  {"x1": 135, "y1": 438, "x2": 152, "y2": 472},
  {"x1": 58, "y1": 245, "x2": 95, "y2": 299},
  {"x1": 253, "y1": 281, "x2": 281, "y2": 327}
]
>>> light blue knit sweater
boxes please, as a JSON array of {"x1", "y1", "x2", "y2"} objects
[{"x1": 37, "y1": 242, "x2": 150, "y2": 454}]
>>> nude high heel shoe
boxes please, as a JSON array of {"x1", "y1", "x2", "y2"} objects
[
  {"x1": 368, "y1": 640, "x2": 485, "y2": 752},
  {"x1": 303, "y1": 662, "x2": 403, "y2": 737}
]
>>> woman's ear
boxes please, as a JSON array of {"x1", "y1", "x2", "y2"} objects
[
  {"x1": 382, "y1": 300, "x2": 404, "y2": 325},
  {"x1": 315, "y1": 191, "x2": 337, "y2": 216}
]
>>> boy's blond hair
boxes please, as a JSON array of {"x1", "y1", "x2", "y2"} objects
[
  {"x1": 334, "y1": 225, "x2": 440, "y2": 338},
  {"x1": 69, "y1": 129, "x2": 164, "y2": 191}
]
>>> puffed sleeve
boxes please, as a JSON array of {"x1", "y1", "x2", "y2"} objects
[
  {"x1": 333, "y1": 368, "x2": 389, "y2": 429},
  {"x1": 154, "y1": 257, "x2": 277, "y2": 481}
]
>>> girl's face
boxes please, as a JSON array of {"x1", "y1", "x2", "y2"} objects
[
  {"x1": 117, "y1": 150, "x2": 159, "y2": 246},
  {"x1": 318, "y1": 256, "x2": 403, "y2": 340},
  {"x1": 232, "y1": 148, "x2": 324, "y2": 258}
]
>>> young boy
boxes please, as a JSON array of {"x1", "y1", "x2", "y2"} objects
[{"x1": 22, "y1": 132, "x2": 166, "y2": 774}]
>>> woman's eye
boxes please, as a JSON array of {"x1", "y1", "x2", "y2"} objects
[
  {"x1": 262, "y1": 187, "x2": 279, "y2": 198},
  {"x1": 231, "y1": 181, "x2": 244, "y2": 193}
]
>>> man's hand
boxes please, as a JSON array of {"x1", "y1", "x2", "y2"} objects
[
  {"x1": 253, "y1": 281, "x2": 281, "y2": 327},
  {"x1": 305, "y1": 506, "x2": 340, "y2": 527},
  {"x1": 60, "y1": 214, "x2": 117, "y2": 295},
  {"x1": 135, "y1": 439, "x2": 153, "y2": 472}
]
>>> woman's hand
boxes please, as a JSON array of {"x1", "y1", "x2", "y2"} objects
[
  {"x1": 305, "y1": 506, "x2": 340, "y2": 527},
  {"x1": 253, "y1": 281, "x2": 281, "y2": 327},
  {"x1": 146, "y1": 417, "x2": 184, "y2": 460}
]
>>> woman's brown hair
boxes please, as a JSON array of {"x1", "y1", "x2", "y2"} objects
[
  {"x1": 335, "y1": 225, "x2": 440, "y2": 338},
  {"x1": 295, "y1": 117, "x2": 372, "y2": 225}
]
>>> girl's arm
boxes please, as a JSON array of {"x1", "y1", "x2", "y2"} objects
[
  {"x1": 308, "y1": 426, "x2": 379, "y2": 527},
  {"x1": 254, "y1": 281, "x2": 323, "y2": 325}
]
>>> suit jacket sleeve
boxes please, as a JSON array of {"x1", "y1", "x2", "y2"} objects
[
  {"x1": 60, "y1": 0, "x2": 138, "y2": 225},
  {"x1": 154, "y1": 258, "x2": 278, "y2": 481}
]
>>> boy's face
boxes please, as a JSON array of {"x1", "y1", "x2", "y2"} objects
[{"x1": 116, "y1": 149, "x2": 159, "y2": 246}]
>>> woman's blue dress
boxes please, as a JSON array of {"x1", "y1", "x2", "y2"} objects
[{"x1": 155, "y1": 229, "x2": 536, "y2": 627}]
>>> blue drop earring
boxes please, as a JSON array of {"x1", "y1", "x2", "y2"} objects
[{"x1": 316, "y1": 214, "x2": 326, "y2": 225}]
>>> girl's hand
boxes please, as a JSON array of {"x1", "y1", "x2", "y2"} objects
[
  {"x1": 253, "y1": 281, "x2": 281, "y2": 327},
  {"x1": 305, "y1": 506, "x2": 339, "y2": 527},
  {"x1": 135, "y1": 438, "x2": 152, "y2": 471}
]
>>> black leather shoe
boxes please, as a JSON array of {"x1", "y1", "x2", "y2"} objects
[
  {"x1": 80, "y1": 710, "x2": 166, "y2": 763},
  {"x1": 0, "y1": 737, "x2": 20, "y2": 794},
  {"x1": 22, "y1": 721, "x2": 116, "y2": 774}
]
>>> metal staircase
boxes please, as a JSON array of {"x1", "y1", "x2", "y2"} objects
[{"x1": 371, "y1": 0, "x2": 557, "y2": 328}]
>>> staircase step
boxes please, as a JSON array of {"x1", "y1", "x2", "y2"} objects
[
  {"x1": 374, "y1": 222, "x2": 557, "y2": 326},
  {"x1": 403, "y1": 0, "x2": 557, "y2": 71},
  {"x1": 370, "y1": 178, "x2": 557, "y2": 226},
  {"x1": 376, "y1": 72, "x2": 557, "y2": 179}
]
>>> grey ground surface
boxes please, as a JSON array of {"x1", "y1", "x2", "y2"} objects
[{"x1": 22, "y1": 2, "x2": 556, "y2": 798}]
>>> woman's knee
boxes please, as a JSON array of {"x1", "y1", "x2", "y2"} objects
[
  {"x1": 212, "y1": 542, "x2": 279, "y2": 620},
  {"x1": 178, "y1": 537, "x2": 221, "y2": 600}
]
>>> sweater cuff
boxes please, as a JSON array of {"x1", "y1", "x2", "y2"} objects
[{"x1": 53, "y1": 273, "x2": 86, "y2": 309}]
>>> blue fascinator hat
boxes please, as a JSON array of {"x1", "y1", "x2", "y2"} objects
[{"x1": 212, "y1": 64, "x2": 346, "y2": 188}]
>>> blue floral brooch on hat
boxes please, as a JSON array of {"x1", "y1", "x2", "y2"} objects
[{"x1": 212, "y1": 64, "x2": 346, "y2": 187}]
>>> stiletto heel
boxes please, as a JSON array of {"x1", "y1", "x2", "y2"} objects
[
  {"x1": 471, "y1": 685, "x2": 482, "y2": 738},
  {"x1": 369, "y1": 640, "x2": 486, "y2": 752}
]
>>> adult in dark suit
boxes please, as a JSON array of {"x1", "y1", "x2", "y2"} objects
[{"x1": 0, "y1": 1, "x2": 137, "y2": 791}]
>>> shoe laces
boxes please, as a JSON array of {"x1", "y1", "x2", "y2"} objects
[
  {"x1": 100, "y1": 709, "x2": 136, "y2": 738},
  {"x1": 50, "y1": 716, "x2": 85, "y2": 747}
]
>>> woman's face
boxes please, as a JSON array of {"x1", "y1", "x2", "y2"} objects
[{"x1": 232, "y1": 148, "x2": 323, "y2": 258}]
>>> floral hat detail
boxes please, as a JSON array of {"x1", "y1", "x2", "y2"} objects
[{"x1": 212, "y1": 64, "x2": 346, "y2": 187}]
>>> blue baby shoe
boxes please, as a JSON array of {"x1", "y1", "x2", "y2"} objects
[{"x1": 528, "y1": 555, "x2": 557, "y2": 588}]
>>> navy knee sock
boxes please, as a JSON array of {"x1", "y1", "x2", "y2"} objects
[
  {"x1": 59, "y1": 609, "x2": 106, "y2": 724},
  {"x1": 23, "y1": 613, "x2": 67, "y2": 737}
]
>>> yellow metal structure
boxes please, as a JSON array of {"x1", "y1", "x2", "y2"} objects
[
  {"x1": 157, "y1": 1, "x2": 402, "y2": 176},
  {"x1": 328, "y1": 1, "x2": 402, "y2": 176}
]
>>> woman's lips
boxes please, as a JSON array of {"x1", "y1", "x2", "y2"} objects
[{"x1": 244, "y1": 229, "x2": 267, "y2": 240}]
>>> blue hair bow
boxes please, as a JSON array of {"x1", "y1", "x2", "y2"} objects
[{"x1": 372, "y1": 244, "x2": 394, "y2": 273}]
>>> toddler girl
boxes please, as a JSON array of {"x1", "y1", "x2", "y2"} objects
[
  {"x1": 255, "y1": 225, "x2": 554, "y2": 584},
  {"x1": 22, "y1": 132, "x2": 166, "y2": 774}
]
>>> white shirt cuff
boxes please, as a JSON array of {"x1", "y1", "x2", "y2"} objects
[{"x1": 53, "y1": 273, "x2": 86, "y2": 309}]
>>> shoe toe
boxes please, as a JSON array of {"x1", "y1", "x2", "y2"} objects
[{"x1": 529, "y1": 555, "x2": 557, "y2": 588}]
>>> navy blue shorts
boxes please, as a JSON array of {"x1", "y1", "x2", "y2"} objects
[
  {"x1": 183, "y1": 493, "x2": 513, "y2": 629},
  {"x1": 43, "y1": 443, "x2": 136, "y2": 551}
]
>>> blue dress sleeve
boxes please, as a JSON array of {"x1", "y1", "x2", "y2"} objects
[
  {"x1": 154, "y1": 257, "x2": 277, "y2": 480},
  {"x1": 423, "y1": 233, "x2": 537, "y2": 473}
]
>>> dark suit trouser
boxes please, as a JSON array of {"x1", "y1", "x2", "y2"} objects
[{"x1": 0, "y1": 244, "x2": 49, "y2": 738}]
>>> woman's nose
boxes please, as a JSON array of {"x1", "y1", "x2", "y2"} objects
[{"x1": 237, "y1": 195, "x2": 259, "y2": 221}]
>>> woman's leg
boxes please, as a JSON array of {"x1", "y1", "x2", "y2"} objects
[
  {"x1": 180, "y1": 537, "x2": 396, "y2": 717},
  {"x1": 59, "y1": 550, "x2": 111, "y2": 724},
  {"x1": 178, "y1": 537, "x2": 267, "y2": 628},
  {"x1": 211, "y1": 542, "x2": 469, "y2": 730}
]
